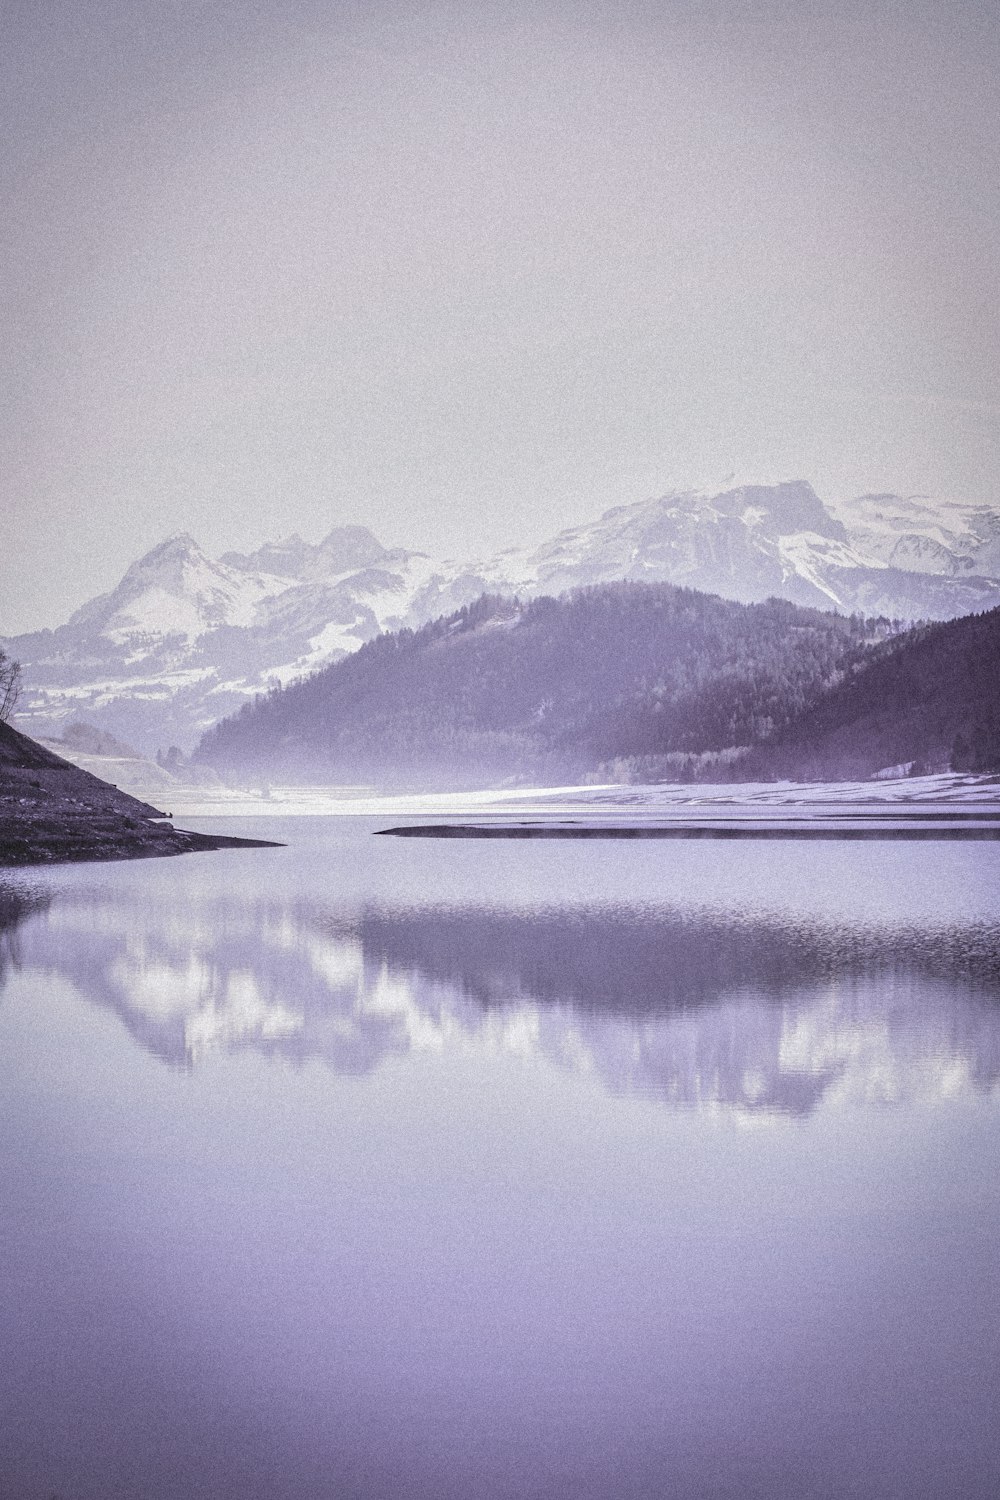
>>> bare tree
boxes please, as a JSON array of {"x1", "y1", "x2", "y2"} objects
[{"x1": 0, "y1": 650, "x2": 22, "y2": 724}]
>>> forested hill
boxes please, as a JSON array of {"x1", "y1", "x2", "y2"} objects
[
  {"x1": 745, "y1": 604, "x2": 1000, "y2": 781},
  {"x1": 194, "y1": 584, "x2": 899, "y2": 787}
]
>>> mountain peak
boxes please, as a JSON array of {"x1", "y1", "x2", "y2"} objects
[
  {"x1": 142, "y1": 531, "x2": 202, "y2": 558},
  {"x1": 313, "y1": 525, "x2": 389, "y2": 573},
  {"x1": 219, "y1": 526, "x2": 391, "y2": 582},
  {"x1": 710, "y1": 480, "x2": 847, "y2": 540},
  {"x1": 127, "y1": 531, "x2": 206, "y2": 573}
]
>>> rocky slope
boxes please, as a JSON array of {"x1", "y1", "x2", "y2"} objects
[
  {"x1": 5, "y1": 482, "x2": 999, "y2": 753},
  {"x1": 0, "y1": 721, "x2": 278, "y2": 864},
  {"x1": 35, "y1": 721, "x2": 228, "y2": 807}
]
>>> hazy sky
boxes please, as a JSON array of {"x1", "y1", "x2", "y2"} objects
[{"x1": 2, "y1": 0, "x2": 999, "y2": 633}]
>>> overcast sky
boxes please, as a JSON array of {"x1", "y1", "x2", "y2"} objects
[{"x1": 2, "y1": 0, "x2": 998, "y2": 633}]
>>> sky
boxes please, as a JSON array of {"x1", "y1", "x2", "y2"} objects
[{"x1": 2, "y1": 0, "x2": 999, "y2": 634}]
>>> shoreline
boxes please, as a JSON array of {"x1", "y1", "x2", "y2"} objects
[
  {"x1": 376, "y1": 819, "x2": 1000, "y2": 841},
  {"x1": 0, "y1": 819, "x2": 284, "y2": 867}
]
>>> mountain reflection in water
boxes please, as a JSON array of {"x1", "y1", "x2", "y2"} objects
[
  {"x1": 0, "y1": 880, "x2": 50, "y2": 985},
  {"x1": 6, "y1": 879, "x2": 999, "y2": 1116}
]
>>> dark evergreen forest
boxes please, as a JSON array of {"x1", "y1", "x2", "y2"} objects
[
  {"x1": 743, "y1": 604, "x2": 1000, "y2": 781},
  {"x1": 196, "y1": 582, "x2": 950, "y2": 786}
]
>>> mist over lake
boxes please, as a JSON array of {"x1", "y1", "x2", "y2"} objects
[{"x1": 2, "y1": 819, "x2": 999, "y2": 1499}]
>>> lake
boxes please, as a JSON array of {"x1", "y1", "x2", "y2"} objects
[{"x1": 2, "y1": 815, "x2": 999, "y2": 1499}]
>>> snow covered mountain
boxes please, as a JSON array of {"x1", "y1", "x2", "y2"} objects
[
  {"x1": 493, "y1": 482, "x2": 1000, "y2": 616},
  {"x1": 6, "y1": 481, "x2": 1000, "y2": 753},
  {"x1": 5, "y1": 528, "x2": 446, "y2": 751},
  {"x1": 833, "y1": 492, "x2": 1000, "y2": 578}
]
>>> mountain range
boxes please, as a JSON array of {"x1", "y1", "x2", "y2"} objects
[{"x1": 6, "y1": 481, "x2": 1000, "y2": 753}]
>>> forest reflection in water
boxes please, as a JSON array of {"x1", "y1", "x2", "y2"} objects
[{"x1": 3, "y1": 866, "x2": 998, "y2": 1117}]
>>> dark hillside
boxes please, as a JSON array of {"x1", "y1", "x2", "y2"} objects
[
  {"x1": 0, "y1": 719, "x2": 164, "y2": 812},
  {"x1": 745, "y1": 606, "x2": 1000, "y2": 781},
  {"x1": 0, "y1": 721, "x2": 86, "y2": 771},
  {"x1": 196, "y1": 585, "x2": 892, "y2": 787},
  {"x1": 0, "y1": 721, "x2": 279, "y2": 864}
]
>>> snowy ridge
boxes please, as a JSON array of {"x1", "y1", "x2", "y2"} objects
[
  {"x1": 833, "y1": 493, "x2": 1000, "y2": 577},
  {"x1": 68, "y1": 534, "x2": 292, "y2": 644},
  {"x1": 5, "y1": 481, "x2": 1000, "y2": 752}
]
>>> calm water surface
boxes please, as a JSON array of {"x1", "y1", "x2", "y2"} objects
[{"x1": 1, "y1": 816, "x2": 999, "y2": 1499}]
